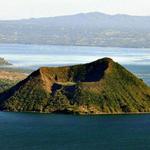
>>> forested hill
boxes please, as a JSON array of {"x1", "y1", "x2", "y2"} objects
[{"x1": 0, "y1": 12, "x2": 150, "y2": 48}]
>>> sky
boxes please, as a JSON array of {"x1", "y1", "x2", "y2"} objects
[{"x1": 0, "y1": 0, "x2": 150, "y2": 20}]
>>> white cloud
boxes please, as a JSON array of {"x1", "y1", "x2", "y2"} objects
[{"x1": 0, "y1": 0, "x2": 150, "y2": 20}]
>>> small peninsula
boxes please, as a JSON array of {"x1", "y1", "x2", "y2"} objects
[{"x1": 0, "y1": 57, "x2": 11, "y2": 66}]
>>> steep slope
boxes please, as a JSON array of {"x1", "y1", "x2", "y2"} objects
[{"x1": 0, "y1": 58, "x2": 150, "y2": 114}]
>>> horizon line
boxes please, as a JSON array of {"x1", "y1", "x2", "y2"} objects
[{"x1": 0, "y1": 11, "x2": 150, "y2": 21}]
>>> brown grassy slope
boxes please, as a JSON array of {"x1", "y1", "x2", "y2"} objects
[
  {"x1": 0, "y1": 71, "x2": 27, "y2": 81},
  {"x1": 0, "y1": 71, "x2": 27, "y2": 94}
]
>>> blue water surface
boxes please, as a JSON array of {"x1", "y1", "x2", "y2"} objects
[{"x1": 0, "y1": 112, "x2": 150, "y2": 150}]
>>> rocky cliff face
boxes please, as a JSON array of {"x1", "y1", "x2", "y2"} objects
[{"x1": 0, "y1": 58, "x2": 150, "y2": 114}]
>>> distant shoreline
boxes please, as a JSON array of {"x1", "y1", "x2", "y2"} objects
[
  {"x1": 1, "y1": 110, "x2": 150, "y2": 115},
  {"x1": 0, "y1": 43, "x2": 150, "y2": 49}
]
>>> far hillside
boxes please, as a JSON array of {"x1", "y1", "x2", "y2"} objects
[
  {"x1": 0, "y1": 70, "x2": 27, "y2": 93},
  {"x1": 1, "y1": 12, "x2": 150, "y2": 48}
]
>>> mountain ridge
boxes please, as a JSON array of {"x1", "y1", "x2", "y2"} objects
[
  {"x1": 1, "y1": 12, "x2": 150, "y2": 47},
  {"x1": 2, "y1": 12, "x2": 150, "y2": 22}
]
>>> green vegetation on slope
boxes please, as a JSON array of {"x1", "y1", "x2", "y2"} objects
[
  {"x1": 0, "y1": 79, "x2": 17, "y2": 93},
  {"x1": 0, "y1": 58, "x2": 150, "y2": 114}
]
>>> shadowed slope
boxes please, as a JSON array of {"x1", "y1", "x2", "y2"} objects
[{"x1": 0, "y1": 58, "x2": 150, "y2": 114}]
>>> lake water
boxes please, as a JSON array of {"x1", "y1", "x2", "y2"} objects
[
  {"x1": 1, "y1": 112, "x2": 150, "y2": 150},
  {"x1": 0, "y1": 44, "x2": 149, "y2": 85}
]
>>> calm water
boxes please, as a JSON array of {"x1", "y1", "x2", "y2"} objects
[
  {"x1": 1, "y1": 112, "x2": 150, "y2": 150},
  {"x1": 0, "y1": 44, "x2": 150, "y2": 68}
]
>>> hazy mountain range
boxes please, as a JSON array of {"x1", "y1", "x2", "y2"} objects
[{"x1": 0, "y1": 12, "x2": 150, "y2": 48}]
